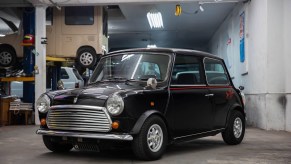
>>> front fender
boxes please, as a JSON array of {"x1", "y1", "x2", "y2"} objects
[{"x1": 130, "y1": 110, "x2": 166, "y2": 135}]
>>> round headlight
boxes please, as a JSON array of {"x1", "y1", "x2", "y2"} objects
[
  {"x1": 106, "y1": 93, "x2": 124, "y2": 116},
  {"x1": 36, "y1": 94, "x2": 51, "y2": 113}
]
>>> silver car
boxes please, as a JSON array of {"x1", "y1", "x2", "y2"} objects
[{"x1": 11, "y1": 67, "x2": 84, "y2": 98}]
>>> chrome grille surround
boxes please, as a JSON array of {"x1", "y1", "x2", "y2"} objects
[{"x1": 47, "y1": 105, "x2": 112, "y2": 132}]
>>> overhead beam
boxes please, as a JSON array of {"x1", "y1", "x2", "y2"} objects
[
  {"x1": 0, "y1": 0, "x2": 245, "y2": 7},
  {"x1": 27, "y1": 0, "x2": 245, "y2": 6},
  {"x1": 0, "y1": 0, "x2": 32, "y2": 7}
]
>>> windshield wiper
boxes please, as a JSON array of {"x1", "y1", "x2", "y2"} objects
[
  {"x1": 103, "y1": 76, "x2": 127, "y2": 81},
  {"x1": 105, "y1": 76, "x2": 138, "y2": 86},
  {"x1": 90, "y1": 76, "x2": 137, "y2": 86}
]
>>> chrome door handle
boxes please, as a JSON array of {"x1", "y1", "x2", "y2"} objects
[{"x1": 205, "y1": 94, "x2": 214, "y2": 97}]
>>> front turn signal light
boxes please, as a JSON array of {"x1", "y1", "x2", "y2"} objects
[
  {"x1": 112, "y1": 121, "x2": 119, "y2": 129},
  {"x1": 40, "y1": 118, "x2": 46, "y2": 126}
]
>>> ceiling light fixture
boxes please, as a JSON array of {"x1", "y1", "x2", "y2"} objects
[
  {"x1": 0, "y1": 34, "x2": 5, "y2": 37},
  {"x1": 147, "y1": 44, "x2": 157, "y2": 48},
  {"x1": 175, "y1": 4, "x2": 182, "y2": 16},
  {"x1": 147, "y1": 11, "x2": 164, "y2": 29}
]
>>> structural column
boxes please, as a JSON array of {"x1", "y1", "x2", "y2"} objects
[{"x1": 34, "y1": 6, "x2": 47, "y2": 125}]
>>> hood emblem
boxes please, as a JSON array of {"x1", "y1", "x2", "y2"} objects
[{"x1": 73, "y1": 97, "x2": 78, "y2": 104}]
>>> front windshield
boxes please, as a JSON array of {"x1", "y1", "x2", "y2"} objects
[{"x1": 89, "y1": 53, "x2": 171, "y2": 83}]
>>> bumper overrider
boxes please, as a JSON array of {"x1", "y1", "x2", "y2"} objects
[{"x1": 36, "y1": 104, "x2": 133, "y2": 141}]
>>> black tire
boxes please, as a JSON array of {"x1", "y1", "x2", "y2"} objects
[
  {"x1": 42, "y1": 135, "x2": 73, "y2": 152},
  {"x1": 76, "y1": 47, "x2": 99, "y2": 69},
  {"x1": 132, "y1": 115, "x2": 168, "y2": 161},
  {"x1": 222, "y1": 110, "x2": 245, "y2": 145},
  {"x1": 0, "y1": 46, "x2": 17, "y2": 67}
]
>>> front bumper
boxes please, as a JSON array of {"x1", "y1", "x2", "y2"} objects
[{"x1": 36, "y1": 129, "x2": 133, "y2": 141}]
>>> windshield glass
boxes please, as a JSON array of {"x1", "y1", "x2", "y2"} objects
[{"x1": 89, "y1": 53, "x2": 171, "y2": 84}]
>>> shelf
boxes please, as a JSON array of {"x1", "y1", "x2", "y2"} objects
[{"x1": 0, "y1": 77, "x2": 35, "y2": 82}]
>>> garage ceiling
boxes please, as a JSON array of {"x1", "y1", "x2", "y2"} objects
[
  {"x1": 0, "y1": 0, "x2": 244, "y2": 52},
  {"x1": 108, "y1": 2, "x2": 241, "y2": 51}
]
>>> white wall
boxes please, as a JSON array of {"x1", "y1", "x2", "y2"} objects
[
  {"x1": 209, "y1": 0, "x2": 291, "y2": 131},
  {"x1": 283, "y1": 0, "x2": 291, "y2": 131}
]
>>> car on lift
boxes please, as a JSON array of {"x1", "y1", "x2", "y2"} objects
[
  {"x1": 36, "y1": 48, "x2": 246, "y2": 161},
  {"x1": 11, "y1": 67, "x2": 84, "y2": 98},
  {"x1": 0, "y1": 6, "x2": 108, "y2": 71}
]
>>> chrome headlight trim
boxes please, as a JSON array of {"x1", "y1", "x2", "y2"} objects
[
  {"x1": 36, "y1": 94, "x2": 51, "y2": 113},
  {"x1": 106, "y1": 93, "x2": 124, "y2": 116}
]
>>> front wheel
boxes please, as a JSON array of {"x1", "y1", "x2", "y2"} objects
[
  {"x1": 132, "y1": 115, "x2": 168, "y2": 161},
  {"x1": 42, "y1": 135, "x2": 73, "y2": 152},
  {"x1": 0, "y1": 46, "x2": 17, "y2": 67},
  {"x1": 222, "y1": 110, "x2": 245, "y2": 145}
]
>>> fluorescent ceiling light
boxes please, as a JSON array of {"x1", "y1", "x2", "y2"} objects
[
  {"x1": 147, "y1": 44, "x2": 157, "y2": 48},
  {"x1": 0, "y1": 34, "x2": 5, "y2": 37},
  {"x1": 199, "y1": 4, "x2": 204, "y2": 12},
  {"x1": 147, "y1": 11, "x2": 164, "y2": 29}
]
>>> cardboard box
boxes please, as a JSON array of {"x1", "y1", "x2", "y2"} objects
[{"x1": 0, "y1": 97, "x2": 15, "y2": 126}]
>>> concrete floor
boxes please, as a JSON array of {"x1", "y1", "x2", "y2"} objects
[{"x1": 0, "y1": 126, "x2": 291, "y2": 164}]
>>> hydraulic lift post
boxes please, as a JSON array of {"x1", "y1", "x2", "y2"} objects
[{"x1": 22, "y1": 7, "x2": 35, "y2": 103}]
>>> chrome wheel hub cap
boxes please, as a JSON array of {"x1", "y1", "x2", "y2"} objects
[
  {"x1": 0, "y1": 51, "x2": 12, "y2": 65},
  {"x1": 233, "y1": 117, "x2": 242, "y2": 138},
  {"x1": 147, "y1": 124, "x2": 163, "y2": 152},
  {"x1": 80, "y1": 52, "x2": 93, "y2": 66}
]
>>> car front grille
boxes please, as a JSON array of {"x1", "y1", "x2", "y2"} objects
[{"x1": 47, "y1": 105, "x2": 112, "y2": 132}]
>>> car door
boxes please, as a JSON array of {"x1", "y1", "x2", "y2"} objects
[
  {"x1": 204, "y1": 58, "x2": 233, "y2": 129},
  {"x1": 166, "y1": 54, "x2": 214, "y2": 138}
]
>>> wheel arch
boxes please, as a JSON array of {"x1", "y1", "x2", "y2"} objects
[
  {"x1": 130, "y1": 110, "x2": 172, "y2": 140},
  {"x1": 0, "y1": 43, "x2": 16, "y2": 53},
  {"x1": 225, "y1": 104, "x2": 245, "y2": 128},
  {"x1": 76, "y1": 45, "x2": 96, "y2": 56}
]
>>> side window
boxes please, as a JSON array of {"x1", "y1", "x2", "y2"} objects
[
  {"x1": 171, "y1": 55, "x2": 204, "y2": 85},
  {"x1": 204, "y1": 58, "x2": 230, "y2": 85},
  {"x1": 60, "y1": 69, "x2": 69, "y2": 79},
  {"x1": 46, "y1": 7, "x2": 53, "y2": 26},
  {"x1": 65, "y1": 6, "x2": 94, "y2": 25}
]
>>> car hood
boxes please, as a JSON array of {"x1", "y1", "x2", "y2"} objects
[{"x1": 49, "y1": 82, "x2": 145, "y2": 106}]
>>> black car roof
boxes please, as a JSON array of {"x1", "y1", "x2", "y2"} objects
[{"x1": 106, "y1": 48, "x2": 222, "y2": 60}]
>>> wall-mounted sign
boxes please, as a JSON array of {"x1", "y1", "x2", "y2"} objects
[{"x1": 239, "y1": 12, "x2": 245, "y2": 63}]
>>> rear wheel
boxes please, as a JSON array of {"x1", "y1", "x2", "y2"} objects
[
  {"x1": 132, "y1": 115, "x2": 168, "y2": 161},
  {"x1": 42, "y1": 135, "x2": 73, "y2": 152},
  {"x1": 222, "y1": 110, "x2": 245, "y2": 145},
  {"x1": 0, "y1": 46, "x2": 17, "y2": 67},
  {"x1": 76, "y1": 47, "x2": 99, "y2": 69}
]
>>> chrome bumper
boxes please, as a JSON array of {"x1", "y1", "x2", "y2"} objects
[{"x1": 36, "y1": 129, "x2": 133, "y2": 141}]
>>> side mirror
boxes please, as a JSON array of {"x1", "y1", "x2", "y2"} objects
[
  {"x1": 239, "y1": 86, "x2": 244, "y2": 91},
  {"x1": 146, "y1": 78, "x2": 157, "y2": 89}
]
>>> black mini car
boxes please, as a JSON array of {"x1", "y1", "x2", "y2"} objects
[{"x1": 36, "y1": 48, "x2": 245, "y2": 160}]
